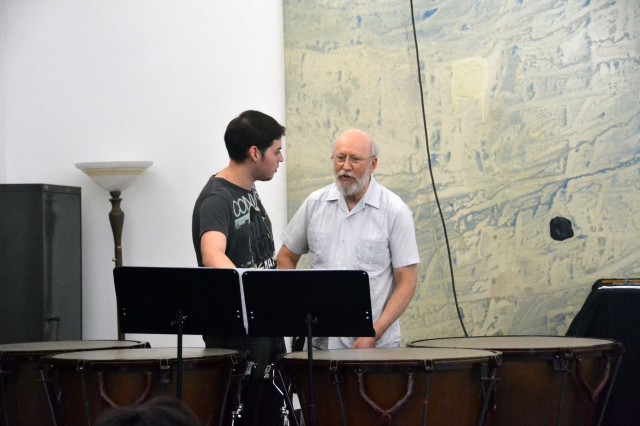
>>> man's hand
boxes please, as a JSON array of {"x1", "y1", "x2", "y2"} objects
[{"x1": 352, "y1": 336, "x2": 377, "y2": 349}]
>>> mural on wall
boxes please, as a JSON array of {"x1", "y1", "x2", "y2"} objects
[{"x1": 283, "y1": 0, "x2": 640, "y2": 342}]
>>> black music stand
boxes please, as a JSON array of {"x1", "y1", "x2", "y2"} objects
[
  {"x1": 241, "y1": 269, "x2": 375, "y2": 426},
  {"x1": 113, "y1": 266, "x2": 245, "y2": 398},
  {"x1": 567, "y1": 278, "x2": 639, "y2": 426}
]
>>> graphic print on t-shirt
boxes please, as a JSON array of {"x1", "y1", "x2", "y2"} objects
[
  {"x1": 249, "y1": 204, "x2": 276, "y2": 268},
  {"x1": 231, "y1": 191, "x2": 275, "y2": 269}
]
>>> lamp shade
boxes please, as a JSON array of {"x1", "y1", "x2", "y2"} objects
[{"x1": 75, "y1": 161, "x2": 153, "y2": 192}]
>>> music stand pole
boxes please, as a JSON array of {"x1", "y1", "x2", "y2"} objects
[
  {"x1": 171, "y1": 311, "x2": 186, "y2": 400},
  {"x1": 306, "y1": 313, "x2": 317, "y2": 426}
]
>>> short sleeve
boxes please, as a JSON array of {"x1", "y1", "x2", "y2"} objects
[
  {"x1": 389, "y1": 204, "x2": 420, "y2": 268},
  {"x1": 198, "y1": 194, "x2": 232, "y2": 239}
]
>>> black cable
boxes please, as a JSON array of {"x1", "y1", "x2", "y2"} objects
[{"x1": 409, "y1": 0, "x2": 468, "y2": 337}]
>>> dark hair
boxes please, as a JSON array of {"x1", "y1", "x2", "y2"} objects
[
  {"x1": 94, "y1": 396, "x2": 202, "y2": 426},
  {"x1": 224, "y1": 110, "x2": 285, "y2": 162}
]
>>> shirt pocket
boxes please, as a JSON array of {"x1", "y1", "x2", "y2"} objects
[
  {"x1": 308, "y1": 228, "x2": 331, "y2": 269},
  {"x1": 355, "y1": 237, "x2": 390, "y2": 269}
]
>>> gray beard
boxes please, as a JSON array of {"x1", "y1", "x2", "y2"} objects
[{"x1": 336, "y1": 172, "x2": 370, "y2": 197}]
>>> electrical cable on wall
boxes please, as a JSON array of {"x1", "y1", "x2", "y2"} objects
[{"x1": 409, "y1": 0, "x2": 468, "y2": 337}]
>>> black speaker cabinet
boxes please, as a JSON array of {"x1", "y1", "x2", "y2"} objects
[{"x1": 0, "y1": 184, "x2": 82, "y2": 343}]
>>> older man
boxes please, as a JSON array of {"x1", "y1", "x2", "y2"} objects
[{"x1": 277, "y1": 129, "x2": 419, "y2": 349}]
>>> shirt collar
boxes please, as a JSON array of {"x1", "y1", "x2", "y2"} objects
[{"x1": 361, "y1": 175, "x2": 381, "y2": 209}]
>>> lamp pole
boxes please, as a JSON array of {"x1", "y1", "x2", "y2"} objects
[
  {"x1": 109, "y1": 190, "x2": 125, "y2": 340},
  {"x1": 109, "y1": 190, "x2": 124, "y2": 268}
]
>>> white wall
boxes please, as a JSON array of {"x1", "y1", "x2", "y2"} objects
[
  {"x1": 0, "y1": 0, "x2": 6, "y2": 179},
  {"x1": 2, "y1": 0, "x2": 287, "y2": 347}
]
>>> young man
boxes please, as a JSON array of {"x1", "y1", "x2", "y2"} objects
[
  {"x1": 192, "y1": 110, "x2": 286, "y2": 426},
  {"x1": 277, "y1": 128, "x2": 420, "y2": 349}
]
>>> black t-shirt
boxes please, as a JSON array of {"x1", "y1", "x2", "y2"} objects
[{"x1": 192, "y1": 176, "x2": 276, "y2": 269}]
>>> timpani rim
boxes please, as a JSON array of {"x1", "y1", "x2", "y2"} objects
[
  {"x1": 0, "y1": 340, "x2": 148, "y2": 355},
  {"x1": 45, "y1": 347, "x2": 239, "y2": 361},
  {"x1": 282, "y1": 347, "x2": 500, "y2": 362},
  {"x1": 408, "y1": 335, "x2": 619, "y2": 351}
]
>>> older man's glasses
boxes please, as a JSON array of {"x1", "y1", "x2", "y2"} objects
[{"x1": 331, "y1": 155, "x2": 374, "y2": 165}]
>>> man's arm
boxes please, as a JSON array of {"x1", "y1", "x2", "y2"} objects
[
  {"x1": 353, "y1": 263, "x2": 418, "y2": 348},
  {"x1": 276, "y1": 244, "x2": 302, "y2": 269},
  {"x1": 200, "y1": 230, "x2": 236, "y2": 268}
]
